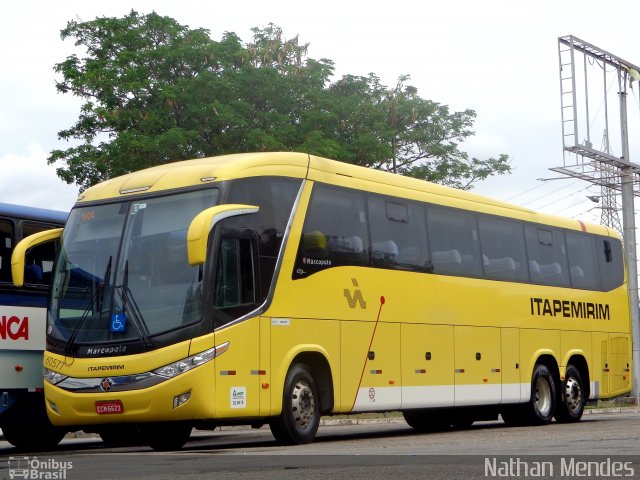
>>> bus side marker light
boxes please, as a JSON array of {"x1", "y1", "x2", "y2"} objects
[
  {"x1": 415, "y1": 369, "x2": 427, "y2": 374},
  {"x1": 173, "y1": 392, "x2": 191, "y2": 409},
  {"x1": 483, "y1": 378, "x2": 488, "y2": 383},
  {"x1": 14, "y1": 365, "x2": 23, "y2": 372},
  {"x1": 455, "y1": 369, "x2": 465, "y2": 374},
  {"x1": 220, "y1": 371, "x2": 237, "y2": 376},
  {"x1": 261, "y1": 383, "x2": 269, "y2": 389}
]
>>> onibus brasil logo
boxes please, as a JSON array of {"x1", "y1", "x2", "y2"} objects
[{"x1": 8, "y1": 456, "x2": 73, "y2": 479}]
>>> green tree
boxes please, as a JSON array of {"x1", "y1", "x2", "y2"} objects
[{"x1": 49, "y1": 11, "x2": 510, "y2": 191}]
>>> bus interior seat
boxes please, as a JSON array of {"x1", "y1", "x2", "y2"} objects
[
  {"x1": 432, "y1": 249, "x2": 461, "y2": 269},
  {"x1": 372, "y1": 240, "x2": 398, "y2": 263},
  {"x1": 24, "y1": 264, "x2": 43, "y2": 284},
  {"x1": 530, "y1": 260, "x2": 562, "y2": 282},
  {"x1": 570, "y1": 265, "x2": 585, "y2": 279},
  {"x1": 484, "y1": 256, "x2": 517, "y2": 275},
  {"x1": 0, "y1": 234, "x2": 11, "y2": 282},
  {"x1": 302, "y1": 230, "x2": 327, "y2": 258},
  {"x1": 327, "y1": 235, "x2": 364, "y2": 254},
  {"x1": 529, "y1": 260, "x2": 540, "y2": 275},
  {"x1": 539, "y1": 262, "x2": 562, "y2": 278}
]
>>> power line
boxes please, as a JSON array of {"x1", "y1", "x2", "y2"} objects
[
  {"x1": 517, "y1": 179, "x2": 584, "y2": 208},
  {"x1": 504, "y1": 181, "x2": 547, "y2": 202}
]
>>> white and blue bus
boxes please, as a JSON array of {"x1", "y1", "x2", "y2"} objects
[{"x1": 0, "y1": 203, "x2": 67, "y2": 449}]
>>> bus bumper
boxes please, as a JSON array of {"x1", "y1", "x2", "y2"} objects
[{"x1": 44, "y1": 362, "x2": 216, "y2": 426}]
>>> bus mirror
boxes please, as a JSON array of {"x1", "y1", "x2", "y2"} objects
[
  {"x1": 11, "y1": 228, "x2": 63, "y2": 287},
  {"x1": 187, "y1": 204, "x2": 259, "y2": 265}
]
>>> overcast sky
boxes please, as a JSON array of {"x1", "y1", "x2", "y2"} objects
[{"x1": 2, "y1": 0, "x2": 640, "y2": 225}]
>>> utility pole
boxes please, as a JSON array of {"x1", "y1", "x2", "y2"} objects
[{"x1": 556, "y1": 36, "x2": 640, "y2": 400}]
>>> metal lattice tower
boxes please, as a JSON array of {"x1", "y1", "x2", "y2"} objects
[
  {"x1": 597, "y1": 132, "x2": 623, "y2": 233},
  {"x1": 556, "y1": 35, "x2": 640, "y2": 399},
  {"x1": 597, "y1": 163, "x2": 623, "y2": 233}
]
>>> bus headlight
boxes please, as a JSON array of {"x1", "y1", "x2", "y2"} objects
[
  {"x1": 153, "y1": 342, "x2": 229, "y2": 379},
  {"x1": 43, "y1": 368, "x2": 68, "y2": 385}
]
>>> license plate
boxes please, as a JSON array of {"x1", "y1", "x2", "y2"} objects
[{"x1": 95, "y1": 400, "x2": 124, "y2": 415}]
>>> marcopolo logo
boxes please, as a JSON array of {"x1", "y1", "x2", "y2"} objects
[
  {"x1": 8, "y1": 456, "x2": 73, "y2": 479},
  {"x1": 0, "y1": 315, "x2": 29, "y2": 341}
]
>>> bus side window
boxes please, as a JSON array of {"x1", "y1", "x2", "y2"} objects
[
  {"x1": 0, "y1": 220, "x2": 13, "y2": 283},
  {"x1": 22, "y1": 222, "x2": 60, "y2": 287},
  {"x1": 427, "y1": 207, "x2": 482, "y2": 277},
  {"x1": 214, "y1": 235, "x2": 256, "y2": 309},
  {"x1": 478, "y1": 216, "x2": 527, "y2": 282},
  {"x1": 566, "y1": 232, "x2": 601, "y2": 290},
  {"x1": 24, "y1": 240, "x2": 58, "y2": 287},
  {"x1": 525, "y1": 226, "x2": 570, "y2": 287},
  {"x1": 368, "y1": 196, "x2": 430, "y2": 272},
  {"x1": 293, "y1": 184, "x2": 369, "y2": 279},
  {"x1": 598, "y1": 237, "x2": 624, "y2": 291}
]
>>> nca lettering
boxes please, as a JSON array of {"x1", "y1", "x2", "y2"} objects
[{"x1": 0, "y1": 315, "x2": 29, "y2": 340}]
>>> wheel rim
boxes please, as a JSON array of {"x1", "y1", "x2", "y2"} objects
[
  {"x1": 291, "y1": 380, "x2": 315, "y2": 428},
  {"x1": 535, "y1": 376, "x2": 552, "y2": 417},
  {"x1": 564, "y1": 376, "x2": 583, "y2": 413}
]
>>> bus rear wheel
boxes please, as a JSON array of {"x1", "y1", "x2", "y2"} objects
[
  {"x1": 140, "y1": 422, "x2": 192, "y2": 451},
  {"x1": 554, "y1": 365, "x2": 585, "y2": 423},
  {"x1": 503, "y1": 364, "x2": 556, "y2": 426},
  {"x1": 270, "y1": 364, "x2": 320, "y2": 445}
]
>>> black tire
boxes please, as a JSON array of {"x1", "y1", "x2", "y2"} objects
[
  {"x1": 140, "y1": 422, "x2": 192, "y2": 451},
  {"x1": 502, "y1": 364, "x2": 557, "y2": 426},
  {"x1": 269, "y1": 364, "x2": 320, "y2": 445},
  {"x1": 529, "y1": 364, "x2": 557, "y2": 424},
  {"x1": 98, "y1": 424, "x2": 145, "y2": 447},
  {"x1": 501, "y1": 405, "x2": 527, "y2": 426},
  {"x1": 403, "y1": 409, "x2": 452, "y2": 431},
  {"x1": 3, "y1": 424, "x2": 66, "y2": 451},
  {"x1": 554, "y1": 365, "x2": 585, "y2": 423}
]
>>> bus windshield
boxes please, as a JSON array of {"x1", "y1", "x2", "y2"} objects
[{"x1": 48, "y1": 189, "x2": 219, "y2": 349}]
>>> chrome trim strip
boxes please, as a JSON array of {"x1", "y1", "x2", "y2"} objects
[{"x1": 56, "y1": 372, "x2": 165, "y2": 393}]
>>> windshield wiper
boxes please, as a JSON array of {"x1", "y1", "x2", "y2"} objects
[
  {"x1": 64, "y1": 256, "x2": 112, "y2": 354},
  {"x1": 115, "y1": 260, "x2": 154, "y2": 349}
]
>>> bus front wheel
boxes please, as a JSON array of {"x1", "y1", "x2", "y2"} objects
[
  {"x1": 554, "y1": 365, "x2": 585, "y2": 423},
  {"x1": 270, "y1": 363, "x2": 320, "y2": 445},
  {"x1": 140, "y1": 422, "x2": 192, "y2": 451},
  {"x1": 2, "y1": 424, "x2": 66, "y2": 451}
]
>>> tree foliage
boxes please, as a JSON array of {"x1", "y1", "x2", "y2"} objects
[{"x1": 50, "y1": 11, "x2": 510, "y2": 190}]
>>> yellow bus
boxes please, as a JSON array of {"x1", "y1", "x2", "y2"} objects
[{"x1": 13, "y1": 152, "x2": 632, "y2": 450}]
